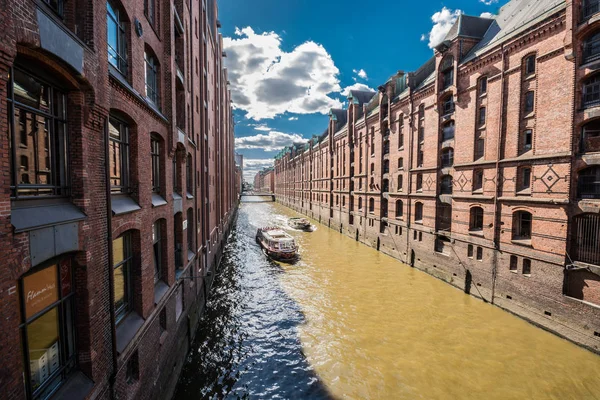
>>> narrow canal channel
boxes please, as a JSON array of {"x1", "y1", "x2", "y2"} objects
[{"x1": 174, "y1": 200, "x2": 600, "y2": 399}]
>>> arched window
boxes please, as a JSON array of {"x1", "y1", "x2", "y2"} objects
[
  {"x1": 479, "y1": 76, "x2": 488, "y2": 95},
  {"x1": 584, "y1": 31, "x2": 600, "y2": 64},
  {"x1": 415, "y1": 202, "x2": 423, "y2": 223},
  {"x1": 473, "y1": 169, "x2": 484, "y2": 192},
  {"x1": 397, "y1": 174, "x2": 403, "y2": 191},
  {"x1": 512, "y1": 211, "x2": 532, "y2": 240},
  {"x1": 583, "y1": 74, "x2": 600, "y2": 108},
  {"x1": 440, "y1": 175, "x2": 453, "y2": 194},
  {"x1": 109, "y1": 115, "x2": 131, "y2": 193},
  {"x1": 578, "y1": 166, "x2": 600, "y2": 198},
  {"x1": 442, "y1": 120, "x2": 455, "y2": 141},
  {"x1": 581, "y1": 119, "x2": 600, "y2": 153},
  {"x1": 416, "y1": 173, "x2": 423, "y2": 191},
  {"x1": 441, "y1": 148, "x2": 454, "y2": 167},
  {"x1": 398, "y1": 157, "x2": 404, "y2": 169},
  {"x1": 151, "y1": 135, "x2": 161, "y2": 194},
  {"x1": 395, "y1": 200, "x2": 403, "y2": 218},
  {"x1": 358, "y1": 197, "x2": 363, "y2": 209},
  {"x1": 470, "y1": 207, "x2": 484, "y2": 231},
  {"x1": 369, "y1": 198, "x2": 375, "y2": 213},
  {"x1": 440, "y1": 55, "x2": 454, "y2": 89},
  {"x1": 524, "y1": 54, "x2": 536, "y2": 76},
  {"x1": 107, "y1": 1, "x2": 128, "y2": 75}
]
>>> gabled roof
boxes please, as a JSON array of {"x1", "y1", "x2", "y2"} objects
[
  {"x1": 348, "y1": 89, "x2": 376, "y2": 106},
  {"x1": 463, "y1": 0, "x2": 565, "y2": 63},
  {"x1": 413, "y1": 57, "x2": 436, "y2": 90}
]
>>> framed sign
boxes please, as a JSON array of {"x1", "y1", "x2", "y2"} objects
[{"x1": 23, "y1": 265, "x2": 58, "y2": 319}]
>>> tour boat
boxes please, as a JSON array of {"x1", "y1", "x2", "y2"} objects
[
  {"x1": 256, "y1": 227, "x2": 298, "y2": 261},
  {"x1": 288, "y1": 217, "x2": 313, "y2": 231}
]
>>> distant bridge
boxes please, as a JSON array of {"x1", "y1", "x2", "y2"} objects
[{"x1": 240, "y1": 192, "x2": 276, "y2": 203}]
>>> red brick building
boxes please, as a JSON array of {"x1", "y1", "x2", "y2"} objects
[
  {"x1": 253, "y1": 167, "x2": 274, "y2": 193},
  {"x1": 0, "y1": 0, "x2": 238, "y2": 399},
  {"x1": 275, "y1": 0, "x2": 600, "y2": 353}
]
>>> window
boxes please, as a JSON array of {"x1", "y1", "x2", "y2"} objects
[
  {"x1": 583, "y1": 74, "x2": 600, "y2": 108},
  {"x1": 524, "y1": 91, "x2": 535, "y2": 114},
  {"x1": 513, "y1": 211, "x2": 532, "y2": 240},
  {"x1": 145, "y1": 51, "x2": 159, "y2": 105},
  {"x1": 478, "y1": 107, "x2": 486, "y2": 127},
  {"x1": 476, "y1": 247, "x2": 483, "y2": 261},
  {"x1": 107, "y1": 1, "x2": 128, "y2": 75},
  {"x1": 395, "y1": 200, "x2": 403, "y2": 218},
  {"x1": 126, "y1": 352, "x2": 139, "y2": 383},
  {"x1": 153, "y1": 221, "x2": 163, "y2": 283},
  {"x1": 370, "y1": 163, "x2": 375, "y2": 175},
  {"x1": 42, "y1": 0, "x2": 64, "y2": 16},
  {"x1": 370, "y1": 129, "x2": 375, "y2": 156},
  {"x1": 525, "y1": 55, "x2": 536, "y2": 76},
  {"x1": 383, "y1": 159, "x2": 389, "y2": 174},
  {"x1": 442, "y1": 120, "x2": 455, "y2": 141},
  {"x1": 467, "y1": 244, "x2": 474, "y2": 258},
  {"x1": 440, "y1": 175, "x2": 453, "y2": 194},
  {"x1": 584, "y1": 31, "x2": 600, "y2": 64},
  {"x1": 578, "y1": 166, "x2": 600, "y2": 199},
  {"x1": 187, "y1": 208, "x2": 194, "y2": 257},
  {"x1": 144, "y1": 0, "x2": 156, "y2": 27},
  {"x1": 109, "y1": 117, "x2": 130, "y2": 193},
  {"x1": 510, "y1": 255, "x2": 518, "y2": 271},
  {"x1": 522, "y1": 129, "x2": 533, "y2": 153},
  {"x1": 470, "y1": 207, "x2": 484, "y2": 231},
  {"x1": 20, "y1": 258, "x2": 76, "y2": 399},
  {"x1": 474, "y1": 132, "x2": 485, "y2": 160},
  {"x1": 398, "y1": 157, "x2": 404, "y2": 169},
  {"x1": 441, "y1": 56, "x2": 454, "y2": 90},
  {"x1": 8, "y1": 67, "x2": 68, "y2": 198},
  {"x1": 416, "y1": 174, "x2": 423, "y2": 191},
  {"x1": 419, "y1": 104, "x2": 425, "y2": 120},
  {"x1": 581, "y1": 120, "x2": 600, "y2": 153},
  {"x1": 479, "y1": 76, "x2": 488, "y2": 95},
  {"x1": 113, "y1": 232, "x2": 133, "y2": 322},
  {"x1": 441, "y1": 96, "x2": 454, "y2": 115},
  {"x1": 583, "y1": 0, "x2": 600, "y2": 20},
  {"x1": 369, "y1": 198, "x2": 375, "y2": 213},
  {"x1": 441, "y1": 148, "x2": 454, "y2": 167},
  {"x1": 418, "y1": 127, "x2": 425, "y2": 143},
  {"x1": 358, "y1": 197, "x2": 362, "y2": 209},
  {"x1": 397, "y1": 175, "x2": 403, "y2": 191},
  {"x1": 517, "y1": 166, "x2": 532, "y2": 192},
  {"x1": 522, "y1": 259, "x2": 531, "y2": 275},
  {"x1": 415, "y1": 203, "x2": 423, "y2": 223},
  {"x1": 473, "y1": 169, "x2": 483, "y2": 192},
  {"x1": 186, "y1": 154, "x2": 193, "y2": 195},
  {"x1": 151, "y1": 136, "x2": 160, "y2": 193}
]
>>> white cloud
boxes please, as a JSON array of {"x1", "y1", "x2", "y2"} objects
[
  {"x1": 288, "y1": 116, "x2": 299, "y2": 121},
  {"x1": 243, "y1": 158, "x2": 275, "y2": 181},
  {"x1": 480, "y1": 0, "x2": 498, "y2": 5},
  {"x1": 235, "y1": 131, "x2": 308, "y2": 152},
  {"x1": 224, "y1": 27, "x2": 344, "y2": 120},
  {"x1": 422, "y1": 7, "x2": 462, "y2": 49},
  {"x1": 340, "y1": 83, "x2": 376, "y2": 97},
  {"x1": 353, "y1": 68, "x2": 368, "y2": 80},
  {"x1": 253, "y1": 124, "x2": 271, "y2": 131},
  {"x1": 480, "y1": 12, "x2": 495, "y2": 19}
]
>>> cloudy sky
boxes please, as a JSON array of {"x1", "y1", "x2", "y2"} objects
[{"x1": 219, "y1": 0, "x2": 505, "y2": 181}]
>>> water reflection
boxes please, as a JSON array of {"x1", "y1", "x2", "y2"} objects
[{"x1": 174, "y1": 202, "x2": 600, "y2": 400}]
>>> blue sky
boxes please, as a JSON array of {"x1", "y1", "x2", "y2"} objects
[{"x1": 220, "y1": 0, "x2": 507, "y2": 180}]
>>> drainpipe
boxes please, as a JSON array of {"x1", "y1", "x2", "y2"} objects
[
  {"x1": 406, "y1": 88, "x2": 414, "y2": 261},
  {"x1": 104, "y1": 117, "x2": 118, "y2": 399},
  {"x1": 491, "y1": 45, "x2": 507, "y2": 305}
]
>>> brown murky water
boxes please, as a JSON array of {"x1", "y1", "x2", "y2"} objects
[{"x1": 175, "y1": 200, "x2": 600, "y2": 399}]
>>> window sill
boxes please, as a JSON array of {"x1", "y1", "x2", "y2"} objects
[
  {"x1": 186, "y1": 192, "x2": 194, "y2": 200},
  {"x1": 511, "y1": 238, "x2": 532, "y2": 247},
  {"x1": 49, "y1": 371, "x2": 93, "y2": 400},
  {"x1": 116, "y1": 311, "x2": 144, "y2": 354},
  {"x1": 524, "y1": 73, "x2": 536, "y2": 81},
  {"x1": 472, "y1": 189, "x2": 484, "y2": 195},
  {"x1": 187, "y1": 249, "x2": 195, "y2": 261},
  {"x1": 515, "y1": 189, "x2": 532, "y2": 196},
  {"x1": 151, "y1": 193, "x2": 168, "y2": 208},
  {"x1": 468, "y1": 230, "x2": 484, "y2": 237},
  {"x1": 523, "y1": 112, "x2": 535, "y2": 119},
  {"x1": 111, "y1": 195, "x2": 141, "y2": 216},
  {"x1": 415, "y1": 220, "x2": 423, "y2": 225},
  {"x1": 510, "y1": 269, "x2": 518, "y2": 274}
]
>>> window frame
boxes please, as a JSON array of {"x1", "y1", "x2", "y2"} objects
[
  {"x1": 152, "y1": 221, "x2": 162, "y2": 284},
  {"x1": 8, "y1": 66, "x2": 69, "y2": 199},
  {"x1": 513, "y1": 211, "x2": 533, "y2": 241},
  {"x1": 524, "y1": 91, "x2": 535, "y2": 115},
  {"x1": 108, "y1": 116, "x2": 130, "y2": 194},
  {"x1": 479, "y1": 76, "x2": 488, "y2": 95},
  {"x1": 144, "y1": 51, "x2": 160, "y2": 106},
  {"x1": 19, "y1": 257, "x2": 77, "y2": 400},
  {"x1": 415, "y1": 202, "x2": 423, "y2": 224},
  {"x1": 478, "y1": 106, "x2": 486, "y2": 127},
  {"x1": 113, "y1": 232, "x2": 133, "y2": 323},
  {"x1": 469, "y1": 207, "x2": 484, "y2": 231},
  {"x1": 107, "y1": 1, "x2": 128, "y2": 76},
  {"x1": 151, "y1": 136, "x2": 160, "y2": 193},
  {"x1": 525, "y1": 55, "x2": 536, "y2": 76}
]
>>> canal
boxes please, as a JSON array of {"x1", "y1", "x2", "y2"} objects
[{"x1": 173, "y1": 200, "x2": 600, "y2": 399}]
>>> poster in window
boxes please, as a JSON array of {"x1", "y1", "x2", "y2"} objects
[
  {"x1": 23, "y1": 265, "x2": 58, "y2": 319},
  {"x1": 60, "y1": 258, "x2": 71, "y2": 297}
]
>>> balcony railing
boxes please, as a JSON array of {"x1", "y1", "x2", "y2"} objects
[{"x1": 572, "y1": 213, "x2": 600, "y2": 265}]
